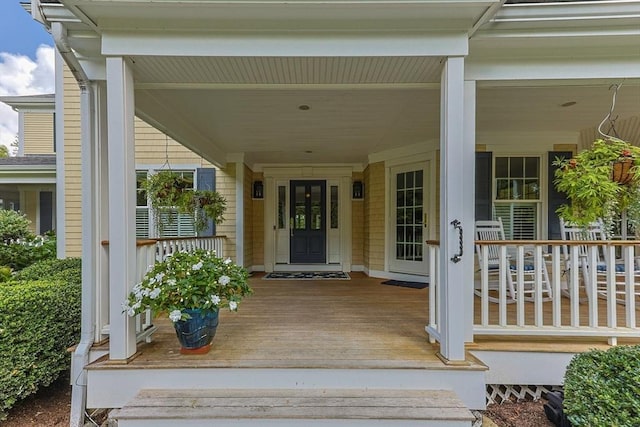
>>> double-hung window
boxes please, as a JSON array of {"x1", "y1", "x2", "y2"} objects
[{"x1": 494, "y1": 156, "x2": 540, "y2": 240}]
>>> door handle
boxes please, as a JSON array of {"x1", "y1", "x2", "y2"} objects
[{"x1": 424, "y1": 213, "x2": 428, "y2": 229}]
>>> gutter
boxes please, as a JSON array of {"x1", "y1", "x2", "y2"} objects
[{"x1": 35, "y1": 2, "x2": 94, "y2": 425}]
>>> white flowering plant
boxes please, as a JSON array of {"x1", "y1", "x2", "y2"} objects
[{"x1": 123, "y1": 249, "x2": 252, "y2": 322}]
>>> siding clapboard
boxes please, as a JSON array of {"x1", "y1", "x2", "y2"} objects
[{"x1": 23, "y1": 112, "x2": 55, "y2": 155}]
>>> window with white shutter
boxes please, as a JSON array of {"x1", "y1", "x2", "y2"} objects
[{"x1": 493, "y1": 156, "x2": 540, "y2": 240}]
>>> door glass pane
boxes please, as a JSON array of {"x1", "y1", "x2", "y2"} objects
[
  {"x1": 294, "y1": 185, "x2": 306, "y2": 229},
  {"x1": 311, "y1": 185, "x2": 322, "y2": 230},
  {"x1": 278, "y1": 186, "x2": 286, "y2": 229},
  {"x1": 395, "y1": 170, "x2": 424, "y2": 261},
  {"x1": 330, "y1": 186, "x2": 338, "y2": 229}
]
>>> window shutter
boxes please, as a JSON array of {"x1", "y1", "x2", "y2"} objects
[
  {"x1": 39, "y1": 191, "x2": 54, "y2": 234},
  {"x1": 136, "y1": 207, "x2": 150, "y2": 238},
  {"x1": 548, "y1": 151, "x2": 572, "y2": 240},
  {"x1": 475, "y1": 152, "x2": 492, "y2": 220},
  {"x1": 495, "y1": 203, "x2": 537, "y2": 240},
  {"x1": 196, "y1": 168, "x2": 216, "y2": 236}
]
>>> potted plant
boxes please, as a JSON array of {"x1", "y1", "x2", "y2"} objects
[
  {"x1": 554, "y1": 138, "x2": 640, "y2": 235},
  {"x1": 142, "y1": 170, "x2": 226, "y2": 234},
  {"x1": 123, "y1": 249, "x2": 252, "y2": 354}
]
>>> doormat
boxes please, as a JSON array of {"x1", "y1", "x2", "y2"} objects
[
  {"x1": 263, "y1": 271, "x2": 350, "y2": 280},
  {"x1": 381, "y1": 279, "x2": 428, "y2": 289}
]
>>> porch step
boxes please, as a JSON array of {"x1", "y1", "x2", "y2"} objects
[{"x1": 110, "y1": 388, "x2": 476, "y2": 427}]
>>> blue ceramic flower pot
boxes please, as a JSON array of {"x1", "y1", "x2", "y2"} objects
[{"x1": 173, "y1": 309, "x2": 219, "y2": 353}]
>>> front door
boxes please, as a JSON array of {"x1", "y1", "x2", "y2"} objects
[{"x1": 290, "y1": 180, "x2": 326, "y2": 263}]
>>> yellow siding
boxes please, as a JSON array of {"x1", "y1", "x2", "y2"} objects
[
  {"x1": 23, "y1": 112, "x2": 55, "y2": 155},
  {"x1": 134, "y1": 119, "x2": 214, "y2": 167},
  {"x1": 22, "y1": 191, "x2": 38, "y2": 234},
  {"x1": 63, "y1": 66, "x2": 83, "y2": 257},
  {"x1": 216, "y1": 163, "x2": 237, "y2": 262},
  {"x1": 351, "y1": 172, "x2": 364, "y2": 266},
  {"x1": 243, "y1": 165, "x2": 253, "y2": 267},
  {"x1": 367, "y1": 162, "x2": 385, "y2": 271},
  {"x1": 251, "y1": 171, "x2": 264, "y2": 268}
]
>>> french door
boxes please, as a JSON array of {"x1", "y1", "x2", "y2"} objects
[
  {"x1": 389, "y1": 163, "x2": 429, "y2": 275},
  {"x1": 290, "y1": 180, "x2": 326, "y2": 263}
]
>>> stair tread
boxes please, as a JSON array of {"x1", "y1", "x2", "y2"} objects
[{"x1": 112, "y1": 389, "x2": 475, "y2": 421}]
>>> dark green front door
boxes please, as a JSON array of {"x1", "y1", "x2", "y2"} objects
[{"x1": 290, "y1": 180, "x2": 326, "y2": 263}]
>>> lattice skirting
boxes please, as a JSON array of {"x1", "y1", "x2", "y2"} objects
[{"x1": 486, "y1": 384, "x2": 563, "y2": 404}]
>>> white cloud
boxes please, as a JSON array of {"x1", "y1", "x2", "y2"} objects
[{"x1": 0, "y1": 45, "x2": 55, "y2": 151}]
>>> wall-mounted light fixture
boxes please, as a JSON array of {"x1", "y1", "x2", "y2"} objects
[
  {"x1": 253, "y1": 181, "x2": 264, "y2": 199},
  {"x1": 352, "y1": 181, "x2": 364, "y2": 199}
]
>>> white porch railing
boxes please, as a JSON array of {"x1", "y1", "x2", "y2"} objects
[
  {"x1": 98, "y1": 236, "x2": 226, "y2": 343},
  {"x1": 426, "y1": 240, "x2": 640, "y2": 346}
]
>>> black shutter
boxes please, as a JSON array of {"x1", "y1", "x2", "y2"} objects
[
  {"x1": 39, "y1": 191, "x2": 53, "y2": 234},
  {"x1": 196, "y1": 168, "x2": 216, "y2": 236},
  {"x1": 475, "y1": 152, "x2": 493, "y2": 221},
  {"x1": 548, "y1": 151, "x2": 572, "y2": 240}
]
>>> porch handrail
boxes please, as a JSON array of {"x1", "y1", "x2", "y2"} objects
[
  {"x1": 426, "y1": 240, "x2": 640, "y2": 347},
  {"x1": 96, "y1": 235, "x2": 227, "y2": 343}
]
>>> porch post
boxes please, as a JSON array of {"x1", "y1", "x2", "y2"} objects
[
  {"x1": 463, "y1": 80, "x2": 476, "y2": 343},
  {"x1": 438, "y1": 56, "x2": 468, "y2": 363},
  {"x1": 106, "y1": 57, "x2": 137, "y2": 360}
]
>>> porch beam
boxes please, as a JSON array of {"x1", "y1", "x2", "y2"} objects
[
  {"x1": 106, "y1": 57, "x2": 137, "y2": 360},
  {"x1": 438, "y1": 56, "x2": 468, "y2": 363},
  {"x1": 102, "y1": 32, "x2": 469, "y2": 57}
]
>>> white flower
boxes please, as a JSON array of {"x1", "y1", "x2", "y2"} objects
[
  {"x1": 224, "y1": 258, "x2": 232, "y2": 265},
  {"x1": 122, "y1": 301, "x2": 136, "y2": 317},
  {"x1": 229, "y1": 301, "x2": 238, "y2": 311},
  {"x1": 149, "y1": 288, "x2": 161, "y2": 299},
  {"x1": 169, "y1": 310, "x2": 182, "y2": 322},
  {"x1": 219, "y1": 275, "x2": 230, "y2": 286},
  {"x1": 211, "y1": 295, "x2": 221, "y2": 305},
  {"x1": 192, "y1": 261, "x2": 203, "y2": 271},
  {"x1": 155, "y1": 272, "x2": 165, "y2": 282},
  {"x1": 167, "y1": 279, "x2": 177, "y2": 287},
  {"x1": 149, "y1": 277, "x2": 156, "y2": 285}
]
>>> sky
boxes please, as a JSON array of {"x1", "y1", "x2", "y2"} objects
[{"x1": 0, "y1": 1, "x2": 55, "y2": 151}]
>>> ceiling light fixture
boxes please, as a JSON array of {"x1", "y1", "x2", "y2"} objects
[
  {"x1": 561, "y1": 101, "x2": 577, "y2": 107},
  {"x1": 298, "y1": 104, "x2": 310, "y2": 111}
]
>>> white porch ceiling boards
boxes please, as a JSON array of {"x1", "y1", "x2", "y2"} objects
[{"x1": 132, "y1": 56, "x2": 444, "y2": 86}]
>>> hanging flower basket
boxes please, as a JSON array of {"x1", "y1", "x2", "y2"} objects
[{"x1": 611, "y1": 157, "x2": 634, "y2": 185}]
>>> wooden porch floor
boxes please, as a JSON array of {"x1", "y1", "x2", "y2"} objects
[
  {"x1": 98, "y1": 273, "x2": 467, "y2": 370},
  {"x1": 90, "y1": 273, "x2": 640, "y2": 371}
]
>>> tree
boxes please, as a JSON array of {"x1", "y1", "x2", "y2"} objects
[{"x1": 0, "y1": 145, "x2": 8, "y2": 159}]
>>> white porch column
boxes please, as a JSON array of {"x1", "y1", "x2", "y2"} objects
[
  {"x1": 106, "y1": 57, "x2": 137, "y2": 360},
  {"x1": 438, "y1": 56, "x2": 469, "y2": 363},
  {"x1": 463, "y1": 80, "x2": 476, "y2": 343}
]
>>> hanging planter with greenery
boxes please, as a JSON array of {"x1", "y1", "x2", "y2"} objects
[
  {"x1": 142, "y1": 170, "x2": 227, "y2": 235},
  {"x1": 554, "y1": 138, "x2": 640, "y2": 234}
]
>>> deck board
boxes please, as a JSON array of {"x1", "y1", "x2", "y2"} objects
[{"x1": 89, "y1": 272, "x2": 639, "y2": 370}]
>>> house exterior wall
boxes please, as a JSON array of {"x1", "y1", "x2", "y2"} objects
[
  {"x1": 62, "y1": 66, "x2": 82, "y2": 257},
  {"x1": 243, "y1": 164, "x2": 253, "y2": 267},
  {"x1": 216, "y1": 163, "x2": 237, "y2": 262},
  {"x1": 363, "y1": 162, "x2": 385, "y2": 272},
  {"x1": 22, "y1": 190, "x2": 38, "y2": 234},
  {"x1": 23, "y1": 112, "x2": 55, "y2": 155},
  {"x1": 251, "y1": 170, "x2": 264, "y2": 269},
  {"x1": 351, "y1": 171, "x2": 364, "y2": 267}
]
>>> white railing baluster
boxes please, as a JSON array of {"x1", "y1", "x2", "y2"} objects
[
  {"x1": 569, "y1": 245, "x2": 580, "y2": 327},
  {"x1": 552, "y1": 245, "x2": 562, "y2": 327},
  {"x1": 625, "y1": 245, "x2": 636, "y2": 329},
  {"x1": 481, "y1": 245, "x2": 489, "y2": 327},
  {"x1": 516, "y1": 246, "x2": 525, "y2": 327},
  {"x1": 534, "y1": 245, "x2": 543, "y2": 327},
  {"x1": 499, "y1": 245, "x2": 507, "y2": 326},
  {"x1": 587, "y1": 245, "x2": 599, "y2": 328}
]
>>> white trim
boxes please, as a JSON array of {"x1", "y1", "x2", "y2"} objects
[
  {"x1": 55, "y1": 50, "x2": 65, "y2": 257},
  {"x1": 471, "y1": 350, "x2": 575, "y2": 386},
  {"x1": 250, "y1": 265, "x2": 265, "y2": 273},
  {"x1": 369, "y1": 142, "x2": 437, "y2": 165},
  {"x1": 102, "y1": 31, "x2": 469, "y2": 57},
  {"x1": 367, "y1": 268, "x2": 430, "y2": 284},
  {"x1": 463, "y1": 80, "x2": 476, "y2": 343},
  {"x1": 17, "y1": 111, "x2": 25, "y2": 156}
]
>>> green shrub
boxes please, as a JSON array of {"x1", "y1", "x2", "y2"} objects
[
  {"x1": 0, "y1": 266, "x2": 12, "y2": 282},
  {"x1": 0, "y1": 210, "x2": 33, "y2": 243},
  {"x1": 564, "y1": 345, "x2": 640, "y2": 427},
  {"x1": 0, "y1": 280, "x2": 81, "y2": 419},
  {"x1": 15, "y1": 257, "x2": 81, "y2": 285},
  {"x1": 0, "y1": 234, "x2": 57, "y2": 271}
]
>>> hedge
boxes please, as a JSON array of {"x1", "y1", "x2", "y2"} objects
[
  {"x1": 0, "y1": 210, "x2": 32, "y2": 243},
  {"x1": 0, "y1": 280, "x2": 81, "y2": 419},
  {"x1": 564, "y1": 345, "x2": 640, "y2": 427},
  {"x1": 0, "y1": 235, "x2": 57, "y2": 271},
  {"x1": 15, "y1": 257, "x2": 82, "y2": 285}
]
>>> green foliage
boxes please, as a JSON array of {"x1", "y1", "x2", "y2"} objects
[
  {"x1": 15, "y1": 257, "x2": 81, "y2": 285},
  {"x1": 0, "y1": 145, "x2": 9, "y2": 158},
  {"x1": 564, "y1": 345, "x2": 640, "y2": 427},
  {"x1": 0, "y1": 280, "x2": 81, "y2": 419},
  {"x1": 0, "y1": 210, "x2": 33, "y2": 243},
  {"x1": 554, "y1": 139, "x2": 640, "y2": 233},
  {"x1": 0, "y1": 234, "x2": 57, "y2": 271},
  {"x1": 143, "y1": 170, "x2": 226, "y2": 234},
  {"x1": 0, "y1": 266, "x2": 12, "y2": 282},
  {"x1": 124, "y1": 249, "x2": 251, "y2": 322}
]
